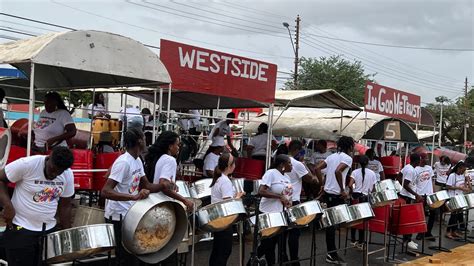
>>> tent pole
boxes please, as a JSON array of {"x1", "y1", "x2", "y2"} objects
[
  {"x1": 341, "y1": 110, "x2": 362, "y2": 133},
  {"x1": 364, "y1": 110, "x2": 368, "y2": 135},
  {"x1": 339, "y1": 109, "x2": 344, "y2": 136},
  {"x1": 265, "y1": 104, "x2": 274, "y2": 170},
  {"x1": 152, "y1": 89, "x2": 157, "y2": 141},
  {"x1": 431, "y1": 126, "x2": 436, "y2": 165},
  {"x1": 166, "y1": 84, "x2": 171, "y2": 130},
  {"x1": 26, "y1": 63, "x2": 35, "y2": 156},
  {"x1": 89, "y1": 88, "x2": 96, "y2": 149},
  {"x1": 121, "y1": 94, "x2": 127, "y2": 147},
  {"x1": 159, "y1": 88, "x2": 163, "y2": 125}
]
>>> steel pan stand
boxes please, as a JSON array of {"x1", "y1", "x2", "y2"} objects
[
  {"x1": 428, "y1": 208, "x2": 451, "y2": 252},
  {"x1": 455, "y1": 208, "x2": 474, "y2": 244},
  {"x1": 309, "y1": 219, "x2": 318, "y2": 266},
  {"x1": 248, "y1": 196, "x2": 266, "y2": 266},
  {"x1": 191, "y1": 203, "x2": 197, "y2": 266}
]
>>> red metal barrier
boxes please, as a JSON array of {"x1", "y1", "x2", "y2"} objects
[
  {"x1": 71, "y1": 149, "x2": 94, "y2": 190},
  {"x1": 93, "y1": 152, "x2": 121, "y2": 191}
]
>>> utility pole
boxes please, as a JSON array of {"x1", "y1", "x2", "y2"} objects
[
  {"x1": 294, "y1": 15, "x2": 300, "y2": 88},
  {"x1": 464, "y1": 77, "x2": 469, "y2": 153},
  {"x1": 439, "y1": 102, "x2": 444, "y2": 147}
]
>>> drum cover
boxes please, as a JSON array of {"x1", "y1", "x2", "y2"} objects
[{"x1": 0, "y1": 128, "x2": 12, "y2": 169}]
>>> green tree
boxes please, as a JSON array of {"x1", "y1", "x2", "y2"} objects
[
  {"x1": 59, "y1": 91, "x2": 93, "y2": 108},
  {"x1": 285, "y1": 55, "x2": 375, "y2": 106}
]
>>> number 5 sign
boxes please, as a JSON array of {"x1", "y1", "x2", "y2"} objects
[{"x1": 384, "y1": 121, "x2": 401, "y2": 140}]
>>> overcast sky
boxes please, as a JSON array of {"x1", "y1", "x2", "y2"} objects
[{"x1": 1, "y1": 0, "x2": 473, "y2": 104}]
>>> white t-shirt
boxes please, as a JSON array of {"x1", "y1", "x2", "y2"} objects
[
  {"x1": 310, "y1": 151, "x2": 332, "y2": 174},
  {"x1": 351, "y1": 168, "x2": 377, "y2": 195},
  {"x1": 210, "y1": 120, "x2": 231, "y2": 146},
  {"x1": 368, "y1": 159, "x2": 384, "y2": 181},
  {"x1": 259, "y1": 169, "x2": 293, "y2": 213},
  {"x1": 104, "y1": 152, "x2": 145, "y2": 220},
  {"x1": 287, "y1": 157, "x2": 309, "y2": 201},
  {"x1": 5, "y1": 155, "x2": 74, "y2": 231},
  {"x1": 87, "y1": 103, "x2": 107, "y2": 116},
  {"x1": 203, "y1": 152, "x2": 219, "y2": 177},
  {"x1": 153, "y1": 154, "x2": 177, "y2": 183},
  {"x1": 400, "y1": 164, "x2": 417, "y2": 199},
  {"x1": 434, "y1": 162, "x2": 451, "y2": 184},
  {"x1": 323, "y1": 152, "x2": 353, "y2": 195},
  {"x1": 33, "y1": 109, "x2": 74, "y2": 148},
  {"x1": 248, "y1": 133, "x2": 275, "y2": 157},
  {"x1": 414, "y1": 165, "x2": 434, "y2": 196},
  {"x1": 446, "y1": 173, "x2": 466, "y2": 197},
  {"x1": 211, "y1": 174, "x2": 235, "y2": 204},
  {"x1": 188, "y1": 110, "x2": 201, "y2": 129}
]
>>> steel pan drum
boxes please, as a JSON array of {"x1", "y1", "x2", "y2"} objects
[
  {"x1": 176, "y1": 180, "x2": 202, "y2": 208},
  {"x1": 72, "y1": 206, "x2": 105, "y2": 227},
  {"x1": 249, "y1": 212, "x2": 288, "y2": 238},
  {"x1": 369, "y1": 189, "x2": 398, "y2": 207},
  {"x1": 465, "y1": 193, "x2": 474, "y2": 208},
  {"x1": 189, "y1": 178, "x2": 213, "y2": 199},
  {"x1": 426, "y1": 190, "x2": 450, "y2": 209},
  {"x1": 252, "y1": 179, "x2": 263, "y2": 195},
  {"x1": 122, "y1": 193, "x2": 188, "y2": 264},
  {"x1": 375, "y1": 179, "x2": 397, "y2": 192},
  {"x1": 319, "y1": 204, "x2": 351, "y2": 228},
  {"x1": 446, "y1": 194, "x2": 468, "y2": 212},
  {"x1": 347, "y1": 202, "x2": 375, "y2": 225},
  {"x1": 44, "y1": 224, "x2": 115, "y2": 263},
  {"x1": 286, "y1": 200, "x2": 323, "y2": 226},
  {"x1": 197, "y1": 198, "x2": 246, "y2": 232},
  {"x1": 231, "y1": 178, "x2": 245, "y2": 194}
]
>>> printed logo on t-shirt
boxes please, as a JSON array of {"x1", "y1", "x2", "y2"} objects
[
  {"x1": 33, "y1": 186, "x2": 63, "y2": 202},
  {"x1": 281, "y1": 183, "x2": 293, "y2": 198},
  {"x1": 128, "y1": 169, "x2": 141, "y2": 194},
  {"x1": 418, "y1": 171, "x2": 432, "y2": 182},
  {"x1": 34, "y1": 116, "x2": 56, "y2": 129}
]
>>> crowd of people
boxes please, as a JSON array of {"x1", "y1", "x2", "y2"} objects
[{"x1": 1, "y1": 90, "x2": 474, "y2": 266}]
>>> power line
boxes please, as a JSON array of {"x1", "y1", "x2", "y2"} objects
[
  {"x1": 304, "y1": 24, "x2": 463, "y2": 85},
  {"x1": 0, "y1": 27, "x2": 36, "y2": 37},
  {"x1": 0, "y1": 35, "x2": 20, "y2": 41},
  {"x1": 0, "y1": 19, "x2": 56, "y2": 32},
  {"x1": 0, "y1": 12, "x2": 75, "y2": 30},
  {"x1": 301, "y1": 33, "x2": 463, "y2": 94},
  {"x1": 220, "y1": 1, "x2": 292, "y2": 20},
  {"x1": 304, "y1": 32, "x2": 474, "y2": 52}
]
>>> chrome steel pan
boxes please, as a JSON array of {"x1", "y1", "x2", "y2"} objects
[
  {"x1": 369, "y1": 189, "x2": 398, "y2": 207},
  {"x1": 122, "y1": 193, "x2": 188, "y2": 264},
  {"x1": 231, "y1": 178, "x2": 245, "y2": 194},
  {"x1": 176, "y1": 180, "x2": 191, "y2": 198},
  {"x1": 189, "y1": 178, "x2": 213, "y2": 199},
  {"x1": 286, "y1": 200, "x2": 323, "y2": 226},
  {"x1": 465, "y1": 193, "x2": 474, "y2": 208},
  {"x1": 197, "y1": 198, "x2": 246, "y2": 232},
  {"x1": 347, "y1": 202, "x2": 375, "y2": 225},
  {"x1": 375, "y1": 180, "x2": 396, "y2": 192},
  {"x1": 445, "y1": 194, "x2": 468, "y2": 212},
  {"x1": 72, "y1": 206, "x2": 105, "y2": 227},
  {"x1": 44, "y1": 224, "x2": 115, "y2": 263},
  {"x1": 249, "y1": 212, "x2": 288, "y2": 238},
  {"x1": 319, "y1": 204, "x2": 351, "y2": 228},
  {"x1": 252, "y1": 179, "x2": 263, "y2": 195},
  {"x1": 426, "y1": 190, "x2": 450, "y2": 209}
]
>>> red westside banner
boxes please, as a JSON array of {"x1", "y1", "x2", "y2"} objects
[
  {"x1": 364, "y1": 81, "x2": 421, "y2": 123},
  {"x1": 160, "y1": 39, "x2": 277, "y2": 103}
]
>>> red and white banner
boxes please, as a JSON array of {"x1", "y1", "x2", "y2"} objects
[
  {"x1": 364, "y1": 81, "x2": 421, "y2": 123},
  {"x1": 160, "y1": 39, "x2": 277, "y2": 103}
]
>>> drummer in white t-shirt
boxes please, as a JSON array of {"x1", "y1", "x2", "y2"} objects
[
  {"x1": 253, "y1": 154, "x2": 293, "y2": 266},
  {"x1": 88, "y1": 93, "x2": 110, "y2": 119},
  {"x1": 209, "y1": 112, "x2": 237, "y2": 154},
  {"x1": 101, "y1": 128, "x2": 168, "y2": 265},
  {"x1": 145, "y1": 131, "x2": 194, "y2": 211},
  {"x1": 445, "y1": 161, "x2": 470, "y2": 239},
  {"x1": 0, "y1": 147, "x2": 75, "y2": 266},
  {"x1": 285, "y1": 140, "x2": 315, "y2": 263},
  {"x1": 209, "y1": 153, "x2": 244, "y2": 266},
  {"x1": 365, "y1": 149, "x2": 386, "y2": 181},
  {"x1": 246, "y1": 123, "x2": 277, "y2": 161},
  {"x1": 433, "y1": 155, "x2": 451, "y2": 189},
  {"x1": 314, "y1": 136, "x2": 354, "y2": 265},
  {"x1": 203, "y1": 143, "x2": 223, "y2": 178},
  {"x1": 32, "y1": 92, "x2": 77, "y2": 152}
]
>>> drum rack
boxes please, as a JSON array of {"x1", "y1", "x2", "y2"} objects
[{"x1": 429, "y1": 209, "x2": 452, "y2": 253}]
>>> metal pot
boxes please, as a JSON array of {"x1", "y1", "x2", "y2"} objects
[
  {"x1": 197, "y1": 198, "x2": 246, "y2": 232},
  {"x1": 426, "y1": 190, "x2": 450, "y2": 209},
  {"x1": 249, "y1": 212, "x2": 288, "y2": 238},
  {"x1": 369, "y1": 189, "x2": 398, "y2": 207},
  {"x1": 122, "y1": 193, "x2": 188, "y2": 264},
  {"x1": 44, "y1": 224, "x2": 115, "y2": 263},
  {"x1": 346, "y1": 202, "x2": 375, "y2": 226},
  {"x1": 445, "y1": 194, "x2": 468, "y2": 212},
  {"x1": 72, "y1": 206, "x2": 105, "y2": 227},
  {"x1": 189, "y1": 178, "x2": 213, "y2": 199},
  {"x1": 319, "y1": 204, "x2": 351, "y2": 228},
  {"x1": 465, "y1": 193, "x2": 474, "y2": 208},
  {"x1": 286, "y1": 200, "x2": 323, "y2": 227}
]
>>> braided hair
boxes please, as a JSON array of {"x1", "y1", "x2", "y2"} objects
[
  {"x1": 144, "y1": 131, "x2": 179, "y2": 180},
  {"x1": 358, "y1": 155, "x2": 369, "y2": 183},
  {"x1": 337, "y1": 136, "x2": 355, "y2": 154}
]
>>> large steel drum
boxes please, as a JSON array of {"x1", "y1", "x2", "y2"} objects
[
  {"x1": 426, "y1": 190, "x2": 450, "y2": 209},
  {"x1": 346, "y1": 202, "x2": 375, "y2": 226},
  {"x1": 369, "y1": 189, "x2": 398, "y2": 207},
  {"x1": 197, "y1": 198, "x2": 246, "y2": 232},
  {"x1": 189, "y1": 178, "x2": 213, "y2": 199},
  {"x1": 72, "y1": 206, "x2": 105, "y2": 227},
  {"x1": 249, "y1": 212, "x2": 288, "y2": 238},
  {"x1": 44, "y1": 224, "x2": 115, "y2": 263},
  {"x1": 465, "y1": 193, "x2": 474, "y2": 208},
  {"x1": 176, "y1": 180, "x2": 202, "y2": 208},
  {"x1": 319, "y1": 204, "x2": 351, "y2": 228},
  {"x1": 445, "y1": 194, "x2": 468, "y2": 212},
  {"x1": 286, "y1": 200, "x2": 323, "y2": 226},
  {"x1": 122, "y1": 193, "x2": 188, "y2": 264}
]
